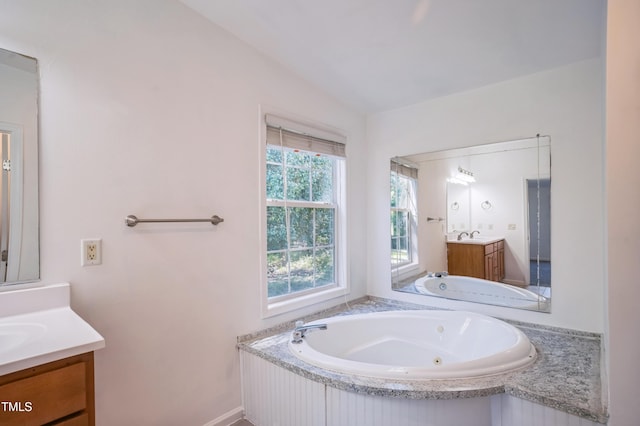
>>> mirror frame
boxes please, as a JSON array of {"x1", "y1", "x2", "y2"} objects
[{"x1": 0, "y1": 47, "x2": 40, "y2": 286}]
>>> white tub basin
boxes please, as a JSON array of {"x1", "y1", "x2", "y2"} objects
[
  {"x1": 414, "y1": 275, "x2": 549, "y2": 310},
  {"x1": 289, "y1": 310, "x2": 536, "y2": 380}
]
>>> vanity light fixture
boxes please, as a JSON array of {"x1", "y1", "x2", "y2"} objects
[
  {"x1": 446, "y1": 166, "x2": 476, "y2": 185},
  {"x1": 456, "y1": 166, "x2": 476, "y2": 183}
]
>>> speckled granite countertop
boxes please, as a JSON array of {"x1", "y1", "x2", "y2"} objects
[{"x1": 237, "y1": 298, "x2": 607, "y2": 424}]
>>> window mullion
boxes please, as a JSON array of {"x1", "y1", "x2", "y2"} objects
[
  {"x1": 312, "y1": 208, "x2": 317, "y2": 288},
  {"x1": 282, "y1": 151, "x2": 292, "y2": 295}
]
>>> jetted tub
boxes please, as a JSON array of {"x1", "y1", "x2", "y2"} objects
[
  {"x1": 414, "y1": 275, "x2": 549, "y2": 311},
  {"x1": 289, "y1": 310, "x2": 536, "y2": 380}
]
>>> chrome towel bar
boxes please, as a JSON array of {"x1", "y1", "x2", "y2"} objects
[{"x1": 125, "y1": 214, "x2": 224, "y2": 227}]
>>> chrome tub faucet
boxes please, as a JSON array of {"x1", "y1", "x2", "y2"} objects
[{"x1": 291, "y1": 320, "x2": 328, "y2": 344}]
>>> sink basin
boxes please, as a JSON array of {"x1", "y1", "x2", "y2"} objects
[
  {"x1": 447, "y1": 235, "x2": 504, "y2": 244},
  {"x1": 464, "y1": 236, "x2": 497, "y2": 242},
  {"x1": 0, "y1": 283, "x2": 105, "y2": 375},
  {"x1": 0, "y1": 323, "x2": 47, "y2": 354}
]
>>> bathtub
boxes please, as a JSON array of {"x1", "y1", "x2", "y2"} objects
[
  {"x1": 288, "y1": 310, "x2": 536, "y2": 380},
  {"x1": 413, "y1": 275, "x2": 549, "y2": 311}
]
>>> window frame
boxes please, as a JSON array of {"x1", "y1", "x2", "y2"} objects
[
  {"x1": 391, "y1": 206, "x2": 413, "y2": 268},
  {"x1": 390, "y1": 164, "x2": 419, "y2": 277},
  {"x1": 259, "y1": 112, "x2": 349, "y2": 318}
]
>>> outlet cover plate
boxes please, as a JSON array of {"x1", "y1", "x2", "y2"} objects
[{"x1": 81, "y1": 238, "x2": 102, "y2": 266}]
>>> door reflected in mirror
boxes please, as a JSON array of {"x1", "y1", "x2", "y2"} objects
[
  {"x1": 0, "y1": 47, "x2": 39, "y2": 285},
  {"x1": 391, "y1": 136, "x2": 550, "y2": 312}
]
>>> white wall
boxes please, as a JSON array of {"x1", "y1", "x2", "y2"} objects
[
  {"x1": 0, "y1": 1, "x2": 367, "y2": 425},
  {"x1": 367, "y1": 58, "x2": 605, "y2": 332},
  {"x1": 605, "y1": 0, "x2": 640, "y2": 423}
]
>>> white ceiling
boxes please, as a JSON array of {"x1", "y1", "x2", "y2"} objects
[{"x1": 179, "y1": 0, "x2": 605, "y2": 113}]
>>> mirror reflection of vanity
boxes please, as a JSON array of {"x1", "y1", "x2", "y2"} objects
[
  {"x1": 391, "y1": 136, "x2": 551, "y2": 312},
  {"x1": 0, "y1": 47, "x2": 40, "y2": 286}
]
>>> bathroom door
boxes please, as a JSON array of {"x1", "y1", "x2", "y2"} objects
[{"x1": 527, "y1": 178, "x2": 551, "y2": 286}]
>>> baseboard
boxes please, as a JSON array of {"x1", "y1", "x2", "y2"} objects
[
  {"x1": 203, "y1": 406, "x2": 244, "y2": 426},
  {"x1": 502, "y1": 278, "x2": 525, "y2": 287}
]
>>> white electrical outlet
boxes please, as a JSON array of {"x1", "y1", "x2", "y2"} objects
[{"x1": 81, "y1": 239, "x2": 102, "y2": 266}]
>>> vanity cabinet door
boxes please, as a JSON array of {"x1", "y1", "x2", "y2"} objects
[
  {"x1": 448, "y1": 240, "x2": 505, "y2": 282},
  {"x1": 447, "y1": 243, "x2": 485, "y2": 278},
  {"x1": 497, "y1": 240, "x2": 505, "y2": 280},
  {"x1": 484, "y1": 242, "x2": 500, "y2": 281},
  {"x1": 0, "y1": 353, "x2": 94, "y2": 426},
  {"x1": 484, "y1": 249, "x2": 495, "y2": 280}
]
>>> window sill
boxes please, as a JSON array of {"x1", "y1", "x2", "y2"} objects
[
  {"x1": 262, "y1": 285, "x2": 349, "y2": 319},
  {"x1": 392, "y1": 262, "x2": 421, "y2": 281}
]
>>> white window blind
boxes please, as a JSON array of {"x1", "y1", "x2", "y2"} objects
[
  {"x1": 390, "y1": 159, "x2": 418, "y2": 179},
  {"x1": 265, "y1": 114, "x2": 346, "y2": 158}
]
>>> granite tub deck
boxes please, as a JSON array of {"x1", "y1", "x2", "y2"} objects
[{"x1": 237, "y1": 298, "x2": 607, "y2": 424}]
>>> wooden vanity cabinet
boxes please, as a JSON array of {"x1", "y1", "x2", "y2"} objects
[
  {"x1": 447, "y1": 239, "x2": 505, "y2": 282},
  {"x1": 0, "y1": 352, "x2": 95, "y2": 426}
]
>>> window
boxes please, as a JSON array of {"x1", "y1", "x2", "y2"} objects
[
  {"x1": 263, "y1": 115, "x2": 347, "y2": 312},
  {"x1": 390, "y1": 160, "x2": 418, "y2": 268}
]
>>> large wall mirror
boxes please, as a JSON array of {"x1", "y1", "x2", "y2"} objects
[
  {"x1": 0, "y1": 47, "x2": 39, "y2": 286},
  {"x1": 391, "y1": 136, "x2": 551, "y2": 312}
]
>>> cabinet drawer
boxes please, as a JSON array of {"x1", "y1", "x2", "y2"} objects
[
  {"x1": 484, "y1": 243, "x2": 496, "y2": 255},
  {"x1": 52, "y1": 412, "x2": 89, "y2": 426},
  {"x1": 0, "y1": 362, "x2": 86, "y2": 425}
]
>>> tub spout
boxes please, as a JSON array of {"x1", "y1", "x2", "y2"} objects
[{"x1": 291, "y1": 321, "x2": 328, "y2": 344}]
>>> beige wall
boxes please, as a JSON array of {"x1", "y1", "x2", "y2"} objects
[{"x1": 606, "y1": 0, "x2": 640, "y2": 423}]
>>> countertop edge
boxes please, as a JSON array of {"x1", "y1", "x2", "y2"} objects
[
  {"x1": 0, "y1": 305, "x2": 106, "y2": 376},
  {"x1": 0, "y1": 340, "x2": 105, "y2": 376},
  {"x1": 504, "y1": 384, "x2": 608, "y2": 424}
]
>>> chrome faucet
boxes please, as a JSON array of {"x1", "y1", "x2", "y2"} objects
[
  {"x1": 457, "y1": 231, "x2": 469, "y2": 241},
  {"x1": 470, "y1": 230, "x2": 480, "y2": 239},
  {"x1": 291, "y1": 320, "x2": 328, "y2": 344}
]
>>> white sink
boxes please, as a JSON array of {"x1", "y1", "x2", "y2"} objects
[
  {"x1": 0, "y1": 323, "x2": 47, "y2": 354},
  {"x1": 0, "y1": 283, "x2": 105, "y2": 375},
  {"x1": 447, "y1": 235, "x2": 504, "y2": 245}
]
